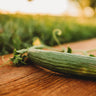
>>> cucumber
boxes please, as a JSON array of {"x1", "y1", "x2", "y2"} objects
[{"x1": 28, "y1": 49, "x2": 96, "y2": 78}]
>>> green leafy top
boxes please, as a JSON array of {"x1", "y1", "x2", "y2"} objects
[{"x1": 10, "y1": 49, "x2": 28, "y2": 66}]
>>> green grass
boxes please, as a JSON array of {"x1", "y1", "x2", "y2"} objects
[{"x1": 0, "y1": 13, "x2": 96, "y2": 55}]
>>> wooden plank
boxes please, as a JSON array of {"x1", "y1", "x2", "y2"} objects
[{"x1": 0, "y1": 39, "x2": 96, "y2": 96}]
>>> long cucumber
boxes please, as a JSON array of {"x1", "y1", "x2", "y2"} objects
[{"x1": 28, "y1": 49, "x2": 96, "y2": 78}]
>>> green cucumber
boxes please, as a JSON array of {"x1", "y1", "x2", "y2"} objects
[{"x1": 28, "y1": 49, "x2": 96, "y2": 78}]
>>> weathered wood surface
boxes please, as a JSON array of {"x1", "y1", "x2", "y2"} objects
[{"x1": 0, "y1": 38, "x2": 96, "y2": 96}]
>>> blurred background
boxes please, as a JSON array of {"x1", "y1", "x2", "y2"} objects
[{"x1": 0, "y1": 0, "x2": 96, "y2": 55}]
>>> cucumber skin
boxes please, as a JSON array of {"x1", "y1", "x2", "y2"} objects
[{"x1": 28, "y1": 49, "x2": 96, "y2": 78}]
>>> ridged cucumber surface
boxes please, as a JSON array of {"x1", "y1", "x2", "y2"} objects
[{"x1": 28, "y1": 49, "x2": 96, "y2": 78}]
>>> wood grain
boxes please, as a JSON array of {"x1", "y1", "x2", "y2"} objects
[{"x1": 0, "y1": 38, "x2": 96, "y2": 96}]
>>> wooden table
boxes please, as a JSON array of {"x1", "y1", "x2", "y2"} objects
[{"x1": 0, "y1": 39, "x2": 96, "y2": 96}]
